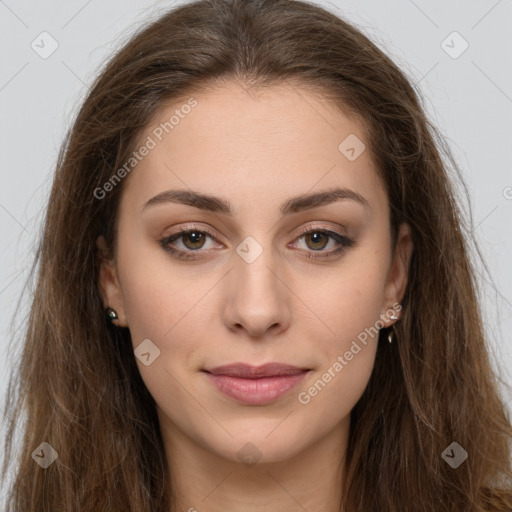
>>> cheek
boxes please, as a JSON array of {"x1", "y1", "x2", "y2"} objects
[
  {"x1": 294, "y1": 275, "x2": 382, "y2": 425},
  {"x1": 117, "y1": 257, "x2": 210, "y2": 420},
  {"x1": 297, "y1": 248, "x2": 389, "y2": 346},
  {"x1": 291, "y1": 248, "x2": 388, "y2": 412},
  {"x1": 116, "y1": 245, "x2": 222, "y2": 384},
  {"x1": 117, "y1": 238, "x2": 204, "y2": 340}
]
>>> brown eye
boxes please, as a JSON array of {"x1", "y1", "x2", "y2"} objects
[
  {"x1": 159, "y1": 225, "x2": 354, "y2": 262},
  {"x1": 292, "y1": 227, "x2": 355, "y2": 260},
  {"x1": 303, "y1": 231, "x2": 330, "y2": 251},
  {"x1": 180, "y1": 231, "x2": 207, "y2": 250},
  {"x1": 159, "y1": 227, "x2": 222, "y2": 261}
]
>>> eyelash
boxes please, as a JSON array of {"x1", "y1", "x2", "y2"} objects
[{"x1": 158, "y1": 225, "x2": 355, "y2": 261}]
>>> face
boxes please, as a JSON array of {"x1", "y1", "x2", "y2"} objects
[{"x1": 97, "y1": 81, "x2": 412, "y2": 466}]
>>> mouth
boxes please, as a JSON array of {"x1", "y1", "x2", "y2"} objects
[{"x1": 202, "y1": 363, "x2": 311, "y2": 405}]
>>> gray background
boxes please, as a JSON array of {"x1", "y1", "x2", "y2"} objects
[{"x1": 1, "y1": 0, "x2": 511, "y2": 498}]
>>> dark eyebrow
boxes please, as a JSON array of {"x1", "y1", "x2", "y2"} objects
[{"x1": 141, "y1": 186, "x2": 372, "y2": 216}]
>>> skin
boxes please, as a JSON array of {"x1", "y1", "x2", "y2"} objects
[{"x1": 97, "y1": 80, "x2": 413, "y2": 512}]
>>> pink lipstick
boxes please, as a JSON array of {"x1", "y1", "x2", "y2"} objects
[{"x1": 203, "y1": 363, "x2": 310, "y2": 405}]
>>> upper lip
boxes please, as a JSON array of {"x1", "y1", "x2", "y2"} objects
[{"x1": 204, "y1": 363, "x2": 309, "y2": 378}]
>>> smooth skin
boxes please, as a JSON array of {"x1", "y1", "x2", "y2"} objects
[{"x1": 97, "y1": 80, "x2": 413, "y2": 512}]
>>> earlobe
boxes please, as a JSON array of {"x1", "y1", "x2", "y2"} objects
[{"x1": 96, "y1": 235, "x2": 128, "y2": 327}]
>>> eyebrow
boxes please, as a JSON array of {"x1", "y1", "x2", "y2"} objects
[{"x1": 141, "y1": 186, "x2": 372, "y2": 216}]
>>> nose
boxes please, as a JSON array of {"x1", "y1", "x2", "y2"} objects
[{"x1": 222, "y1": 246, "x2": 292, "y2": 339}]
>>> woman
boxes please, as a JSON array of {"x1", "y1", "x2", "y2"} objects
[{"x1": 2, "y1": 0, "x2": 511, "y2": 510}]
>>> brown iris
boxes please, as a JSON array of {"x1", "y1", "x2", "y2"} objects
[
  {"x1": 181, "y1": 231, "x2": 206, "y2": 250},
  {"x1": 304, "y1": 231, "x2": 329, "y2": 250}
]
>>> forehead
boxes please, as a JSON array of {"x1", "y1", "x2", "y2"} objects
[{"x1": 120, "y1": 81, "x2": 386, "y2": 217}]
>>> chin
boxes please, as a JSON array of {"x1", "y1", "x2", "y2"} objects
[{"x1": 202, "y1": 421, "x2": 312, "y2": 465}]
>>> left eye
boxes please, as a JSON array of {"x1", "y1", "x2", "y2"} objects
[
  {"x1": 290, "y1": 228, "x2": 355, "y2": 259},
  {"x1": 159, "y1": 227, "x2": 354, "y2": 260},
  {"x1": 294, "y1": 230, "x2": 342, "y2": 251}
]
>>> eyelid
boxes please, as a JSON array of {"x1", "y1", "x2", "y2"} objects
[
  {"x1": 163, "y1": 223, "x2": 219, "y2": 240},
  {"x1": 162, "y1": 222, "x2": 348, "y2": 245},
  {"x1": 159, "y1": 222, "x2": 353, "y2": 260},
  {"x1": 293, "y1": 223, "x2": 347, "y2": 239}
]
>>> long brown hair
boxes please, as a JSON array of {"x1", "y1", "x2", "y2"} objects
[{"x1": 2, "y1": 0, "x2": 511, "y2": 510}]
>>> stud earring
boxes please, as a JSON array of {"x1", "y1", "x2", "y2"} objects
[{"x1": 105, "y1": 307, "x2": 118, "y2": 322}]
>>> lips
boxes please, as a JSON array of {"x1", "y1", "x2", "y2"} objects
[
  {"x1": 205, "y1": 362, "x2": 308, "y2": 378},
  {"x1": 203, "y1": 363, "x2": 310, "y2": 405}
]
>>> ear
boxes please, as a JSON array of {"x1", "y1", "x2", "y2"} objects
[
  {"x1": 380, "y1": 222, "x2": 413, "y2": 327},
  {"x1": 96, "y1": 235, "x2": 128, "y2": 327}
]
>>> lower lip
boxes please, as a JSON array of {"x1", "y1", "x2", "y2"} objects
[{"x1": 204, "y1": 371, "x2": 309, "y2": 405}]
